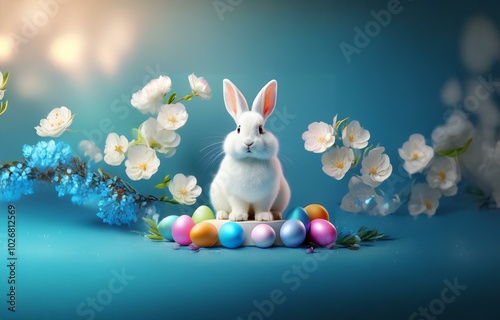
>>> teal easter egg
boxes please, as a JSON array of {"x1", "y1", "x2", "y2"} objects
[
  {"x1": 192, "y1": 205, "x2": 215, "y2": 224},
  {"x1": 157, "y1": 215, "x2": 179, "y2": 241},
  {"x1": 283, "y1": 207, "x2": 311, "y2": 232},
  {"x1": 219, "y1": 222, "x2": 245, "y2": 248}
]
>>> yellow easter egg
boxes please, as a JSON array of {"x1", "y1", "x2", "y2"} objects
[
  {"x1": 304, "y1": 204, "x2": 330, "y2": 221},
  {"x1": 190, "y1": 221, "x2": 219, "y2": 247}
]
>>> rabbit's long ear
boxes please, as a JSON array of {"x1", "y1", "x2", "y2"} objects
[
  {"x1": 251, "y1": 80, "x2": 277, "y2": 121},
  {"x1": 223, "y1": 79, "x2": 248, "y2": 123}
]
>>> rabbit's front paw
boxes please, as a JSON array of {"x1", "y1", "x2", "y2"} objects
[
  {"x1": 255, "y1": 212, "x2": 273, "y2": 221},
  {"x1": 216, "y1": 210, "x2": 229, "y2": 220},
  {"x1": 229, "y1": 212, "x2": 248, "y2": 221}
]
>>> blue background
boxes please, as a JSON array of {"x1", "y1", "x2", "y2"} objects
[{"x1": 1, "y1": 0, "x2": 500, "y2": 319}]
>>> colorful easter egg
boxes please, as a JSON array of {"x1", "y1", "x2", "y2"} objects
[
  {"x1": 304, "y1": 204, "x2": 329, "y2": 221},
  {"x1": 309, "y1": 219, "x2": 337, "y2": 246},
  {"x1": 219, "y1": 222, "x2": 244, "y2": 249},
  {"x1": 251, "y1": 224, "x2": 276, "y2": 248},
  {"x1": 172, "y1": 215, "x2": 195, "y2": 246},
  {"x1": 280, "y1": 219, "x2": 306, "y2": 248},
  {"x1": 192, "y1": 205, "x2": 215, "y2": 224},
  {"x1": 157, "y1": 215, "x2": 179, "y2": 241},
  {"x1": 283, "y1": 206, "x2": 311, "y2": 232},
  {"x1": 190, "y1": 221, "x2": 218, "y2": 247}
]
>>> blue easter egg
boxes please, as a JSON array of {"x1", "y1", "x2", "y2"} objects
[
  {"x1": 157, "y1": 215, "x2": 179, "y2": 241},
  {"x1": 280, "y1": 219, "x2": 307, "y2": 248},
  {"x1": 283, "y1": 207, "x2": 311, "y2": 232},
  {"x1": 219, "y1": 222, "x2": 245, "y2": 248}
]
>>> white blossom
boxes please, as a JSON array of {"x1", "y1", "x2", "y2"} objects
[
  {"x1": 0, "y1": 89, "x2": 4, "y2": 100},
  {"x1": 398, "y1": 134, "x2": 434, "y2": 175},
  {"x1": 342, "y1": 120, "x2": 370, "y2": 149},
  {"x1": 131, "y1": 76, "x2": 172, "y2": 115},
  {"x1": 79, "y1": 140, "x2": 103, "y2": 163},
  {"x1": 340, "y1": 176, "x2": 377, "y2": 213},
  {"x1": 302, "y1": 122, "x2": 335, "y2": 153},
  {"x1": 321, "y1": 147, "x2": 354, "y2": 180},
  {"x1": 360, "y1": 147, "x2": 392, "y2": 187},
  {"x1": 425, "y1": 156, "x2": 461, "y2": 196},
  {"x1": 124, "y1": 145, "x2": 160, "y2": 181},
  {"x1": 408, "y1": 183, "x2": 441, "y2": 217},
  {"x1": 188, "y1": 74, "x2": 212, "y2": 100},
  {"x1": 35, "y1": 106, "x2": 74, "y2": 137},
  {"x1": 157, "y1": 103, "x2": 188, "y2": 131},
  {"x1": 432, "y1": 111, "x2": 474, "y2": 151},
  {"x1": 139, "y1": 118, "x2": 180, "y2": 157},
  {"x1": 168, "y1": 173, "x2": 202, "y2": 205},
  {"x1": 104, "y1": 133, "x2": 129, "y2": 166}
]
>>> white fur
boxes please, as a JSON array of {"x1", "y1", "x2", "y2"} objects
[{"x1": 210, "y1": 79, "x2": 291, "y2": 221}]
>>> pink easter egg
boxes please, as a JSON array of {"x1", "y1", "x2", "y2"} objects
[
  {"x1": 251, "y1": 224, "x2": 276, "y2": 248},
  {"x1": 172, "y1": 215, "x2": 195, "y2": 246},
  {"x1": 309, "y1": 219, "x2": 337, "y2": 246}
]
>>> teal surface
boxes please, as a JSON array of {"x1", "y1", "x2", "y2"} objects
[{"x1": 1, "y1": 0, "x2": 500, "y2": 319}]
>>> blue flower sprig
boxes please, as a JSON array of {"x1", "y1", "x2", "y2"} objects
[{"x1": 1, "y1": 140, "x2": 171, "y2": 226}]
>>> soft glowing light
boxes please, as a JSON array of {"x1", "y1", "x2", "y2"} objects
[
  {"x1": 95, "y1": 14, "x2": 135, "y2": 76},
  {"x1": 0, "y1": 36, "x2": 14, "y2": 62},
  {"x1": 49, "y1": 33, "x2": 85, "y2": 72}
]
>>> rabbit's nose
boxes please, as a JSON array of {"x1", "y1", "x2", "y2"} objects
[{"x1": 244, "y1": 141, "x2": 254, "y2": 147}]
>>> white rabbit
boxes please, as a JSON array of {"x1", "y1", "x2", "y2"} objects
[{"x1": 210, "y1": 79, "x2": 291, "y2": 221}]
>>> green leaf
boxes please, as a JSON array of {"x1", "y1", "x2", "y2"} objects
[
  {"x1": 142, "y1": 218, "x2": 165, "y2": 240},
  {"x1": 147, "y1": 235, "x2": 165, "y2": 241},
  {"x1": 167, "y1": 92, "x2": 177, "y2": 104},
  {"x1": 159, "y1": 196, "x2": 180, "y2": 205},
  {"x1": 335, "y1": 117, "x2": 349, "y2": 131},
  {"x1": 154, "y1": 174, "x2": 171, "y2": 189},
  {"x1": 436, "y1": 138, "x2": 473, "y2": 158},
  {"x1": 0, "y1": 101, "x2": 8, "y2": 116},
  {"x1": 143, "y1": 217, "x2": 157, "y2": 230},
  {"x1": 356, "y1": 227, "x2": 387, "y2": 242},
  {"x1": 0, "y1": 71, "x2": 9, "y2": 90},
  {"x1": 162, "y1": 174, "x2": 171, "y2": 185}
]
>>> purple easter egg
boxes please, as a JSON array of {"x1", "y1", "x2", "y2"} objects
[
  {"x1": 309, "y1": 219, "x2": 337, "y2": 246},
  {"x1": 251, "y1": 224, "x2": 276, "y2": 248}
]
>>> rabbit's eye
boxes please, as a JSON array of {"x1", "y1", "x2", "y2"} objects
[
  {"x1": 237, "y1": 125, "x2": 241, "y2": 134},
  {"x1": 259, "y1": 125, "x2": 264, "y2": 134}
]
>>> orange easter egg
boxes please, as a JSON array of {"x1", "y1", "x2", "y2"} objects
[
  {"x1": 190, "y1": 221, "x2": 219, "y2": 247},
  {"x1": 304, "y1": 204, "x2": 330, "y2": 221}
]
